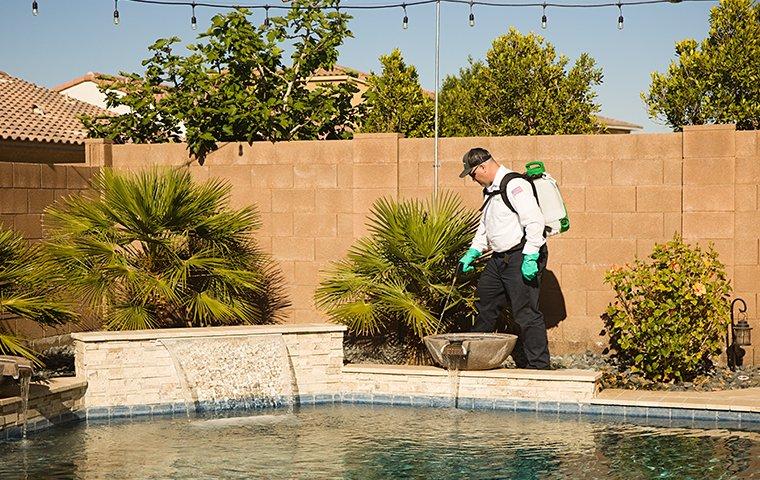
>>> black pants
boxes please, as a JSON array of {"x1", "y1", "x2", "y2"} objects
[{"x1": 471, "y1": 245, "x2": 550, "y2": 369}]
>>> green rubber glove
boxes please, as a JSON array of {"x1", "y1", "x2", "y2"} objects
[
  {"x1": 521, "y1": 253, "x2": 540, "y2": 281},
  {"x1": 459, "y1": 248, "x2": 482, "y2": 273}
]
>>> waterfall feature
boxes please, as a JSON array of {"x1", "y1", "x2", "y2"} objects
[
  {"x1": 161, "y1": 334, "x2": 295, "y2": 412},
  {"x1": 0, "y1": 355, "x2": 34, "y2": 438}
]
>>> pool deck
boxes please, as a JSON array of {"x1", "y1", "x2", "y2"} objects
[{"x1": 594, "y1": 387, "x2": 760, "y2": 413}]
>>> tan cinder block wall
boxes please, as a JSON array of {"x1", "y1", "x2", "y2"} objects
[
  {"x1": 0, "y1": 161, "x2": 99, "y2": 339},
  {"x1": 98, "y1": 126, "x2": 760, "y2": 357}
]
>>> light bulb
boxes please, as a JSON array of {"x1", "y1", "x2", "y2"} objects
[
  {"x1": 402, "y1": 5, "x2": 408, "y2": 30},
  {"x1": 469, "y1": 12, "x2": 474, "y2": 27},
  {"x1": 32, "y1": 0, "x2": 38, "y2": 16},
  {"x1": 541, "y1": 14, "x2": 547, "y2": 29},
  {"x1": 617, "y1": 14, "x2": 624, "y2": 29},
  {"x1": 113, "y1": 0, "x2": 120, "y2": 25},
  {"x1": 191, "y1": 3, "x2": 197, "y2": 30}
]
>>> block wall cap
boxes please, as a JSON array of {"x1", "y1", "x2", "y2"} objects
[
  {"x1": 71, "y1": 324, "x2": 347, "y2": 343},
  {"x1": 682, "y1": 124, "x2": 737, "y2": 132},
  {"x1": 342, "y1": 364, "x2": 601, "y2": 382}
]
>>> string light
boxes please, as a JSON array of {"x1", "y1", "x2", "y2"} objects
[
  {"x1": 20, "y1": 0, "x2": 704, "y2": 27},
  {"x1": 617, "y1": 2, "x2": 624, "y2": 29},
  {"x1": 191, "y1": 2, "x2": 197, "y2": 29},
  {"x1": 264, "y1": 5, "x2": 270, "y2": 27},
  {"x1": 541, "y1": 3, "x2": 547, "y2": 29}
]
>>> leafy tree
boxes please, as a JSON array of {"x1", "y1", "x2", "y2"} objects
[
  {"x1": 0, "y1": 228, "x2": 75, "y2": 361},
  {"x1": 643, "y1": 0, "x2": 760, "y2": 131},
  {"x1": 361, "y1": 49, "x2": 434, "y2": 138},
  {"x1": 315, "y1": 192, "x2": 480, "y2": 364},
  {"x1": 440, "y1": 28, "x2": 604, "y2": 137},
  {"x1": 44, "y1": 168, "x2": 289, "y2": 330},
  {"x1": 82, "y1": 2, "x2": 361, "y2": 161}
]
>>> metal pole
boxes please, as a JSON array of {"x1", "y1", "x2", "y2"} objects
[{"x1": 433, "y1": 0, "x2": 441, "y2": 200}]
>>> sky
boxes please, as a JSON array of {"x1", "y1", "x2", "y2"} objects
[{"x1": 1, "y1": 0, "x2": 718, "y2": 132}]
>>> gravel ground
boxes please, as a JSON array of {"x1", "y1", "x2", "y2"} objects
[{"x1": 549, "y1": 351, "x2": 760, "y2": 392}]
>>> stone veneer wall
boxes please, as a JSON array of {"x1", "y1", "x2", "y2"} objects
[
  {"x1": 341, "y1": 364, "x2": 600, "y2": 406},
  {"x1": 0, "y1": 377, "x2": 87, "y2": 440},
  {"x1": 72, "y1": 324, "x2": 345, "y2": 411}
]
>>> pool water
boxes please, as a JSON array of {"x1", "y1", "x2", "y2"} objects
[{"x1": 1, "y1": 404, "x2": 758, "y2": 479}]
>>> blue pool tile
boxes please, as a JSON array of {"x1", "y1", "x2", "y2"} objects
[
  {"x1": 151, "y1": 403, "x2": 173, "y2": 416},
  {"x1": 669, "y1": 408, "x2": 694, "y2": 420},
  {"x1": 172, "y1": 403, "x2": 189, "y2": 414},
  {"x1": 691, "y1": 409, "x2": 717, "y2": 422},
  {"x1": 493, "y1": 399, "x2": 516, "y2": 411},
  {"x1": 579, "y1": 403, "x2": 603, "y2": 416},
  {"x1": 314, "y1": 394, "x2": 335, "y2": 404},
  {"x1": 557, "y1": 403, "x2": 581, "y2": 414},
  {"x1": 535, "y1": 402, "x2": 559, "y2": 413},
  {"x1": 5, "y1": 426, "x2": 22, "y2": 441},
  {"x1": 111, "y1": 406, "x2": 131, "y2": 418},
  {"x1": 455, "y1": 397, "x2": 475, "y2": 410},
  {"x1": 86, "y1": 407, "x2": 110, "y2": 420},
  {"x1": 472, "y1": 398, "x2": 495, "y2": 410},
  {"x1": 716, "y1": 410, "x2": 741, "y2": 423},
  {"x1": 353, "y1": 393, "x2": 373, "y2": 405},
  {"x1": 624, "y1": 406, "x2": 649, "y2": 420},
  {"x1": 130, "y1": 404, "x2": 152, "y2": 417},
  {"x1": 741, "y1": 411, "x2": 760, "y2": 424},
  {"x1": 371, "y1": 394, "x2": 394, "y2": 405},
  {"x1": 514, "y1": 400, "x2": 537, "y2": 412},
  {"x1": 646, "y1": 407, "x2": 671, "y2": 419},
  {"x1": 601, "y1": 404, "x2": 626, "y2": 418},
  {"x1": 392, "y1": 395, "x2": 413, "y2": 406},
  {"x1": 429, "y1": 396, "x2": 452, "y2": 408}
]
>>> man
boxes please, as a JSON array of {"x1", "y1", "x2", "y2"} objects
[{"x1": 458, "y1": 147, "x2": 550, "y2": 369}]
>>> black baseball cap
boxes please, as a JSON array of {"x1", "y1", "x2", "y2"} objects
[{"x1": 459, "y1": 148, "x2": 492, "y2": 178}]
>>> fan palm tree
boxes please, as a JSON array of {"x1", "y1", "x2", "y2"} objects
[
  {"x1": 315, "y1": 192, "x2": 480, "y2": 363},
  {"x1": 0, "y1": 227, "x2": 75, "y2": 361},
  {"x1": 44, "y1": 168, "x2": 289, "y2": 330}
]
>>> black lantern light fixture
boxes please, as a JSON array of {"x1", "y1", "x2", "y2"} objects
[{"x1": 727, "y1": 298, "x2": 753, "y2": 371}]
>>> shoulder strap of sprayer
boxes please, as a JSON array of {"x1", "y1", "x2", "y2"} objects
[{"x1": 479, "y1": 172, "x2": 538, "y2": 214}]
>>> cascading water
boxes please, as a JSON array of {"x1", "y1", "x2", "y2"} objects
[
  {"x1": 441, "y1": 341, "x2": 467, "y2": 409},
  {"x1": 160, "y1": 334, "x2": 295, "y2": 413},
  {"x1": 18, "y1": 373, "x2": 31, "y2": 439},
  {"x1": 0, "y1": 355, "x2": 34, "y2": 439}
]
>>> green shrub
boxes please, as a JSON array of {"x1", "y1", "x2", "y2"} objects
[
  {"x1": 315, "y1": 192, "x2": 480, "y2": 364},
  {"x1": 602, "y1": 234, "x2": 731, "y2": 382},
  {"x1": 0, "y1": 227, "x2": 75, "y2": 361},
  {"x1": 44, "y1": 168, "x2": 289, "y2": 330}
]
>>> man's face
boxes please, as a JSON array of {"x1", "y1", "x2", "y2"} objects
[{"x1": 468, "y1": 162, "x2": 489, "y2": 187}]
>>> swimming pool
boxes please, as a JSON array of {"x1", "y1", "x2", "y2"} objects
[{"x1": 2, "y1": 404, "x2": 757, "y2": 479}]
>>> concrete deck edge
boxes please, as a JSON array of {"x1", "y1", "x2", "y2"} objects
[
  {"x1": 342, "y1": 364, "x2": 602, "y2": 382},
  {"x1": 71, "y1": 324, "x2": 347, "y2": 342}
]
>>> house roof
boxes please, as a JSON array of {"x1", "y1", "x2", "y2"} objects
[
  {"x1": 596, "y1": 114, "x2": 642, "y2": 132},
  {"x1": 0, "y1": 71, "x2": 110, "y2": 145}
]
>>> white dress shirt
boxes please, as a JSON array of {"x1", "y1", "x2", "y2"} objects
[{"x1": 471, "y1": 165, "x2": 546, "y2": 255}]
